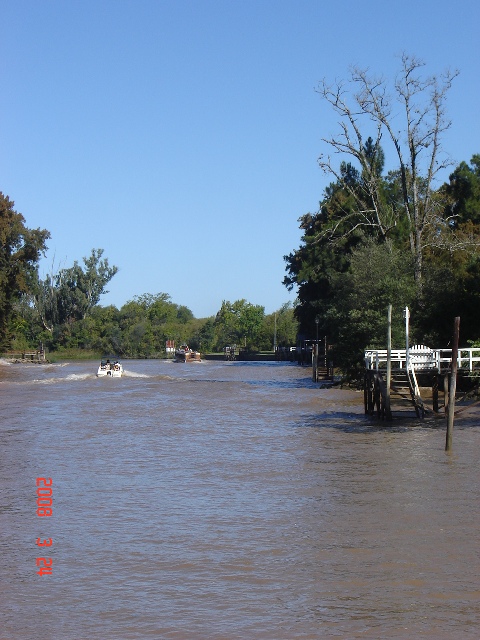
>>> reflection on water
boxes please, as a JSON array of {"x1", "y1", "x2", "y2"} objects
[{"x1": 0, "y1": 359, "x2": 479, "y2": 639}]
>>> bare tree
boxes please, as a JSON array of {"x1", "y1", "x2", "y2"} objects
[
  {"x1": 33, "y1": 255, "x2": 65, "y2": 333},
  {"x1": 317, "y1": 53, "x2": 459, "y2": 293}
]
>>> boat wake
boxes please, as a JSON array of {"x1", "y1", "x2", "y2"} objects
[
  {"x1": 66, "y1": 373, "x2": 92, "y2": 381},
  {"x1": 123, "y1": 370, "x2": 150, "y2": 378},
  {"x1": 122, "y1": 370, "x2": 185, "y2": 382},
  {"x1": 30, "y1": 373, "x2": 94, "y2": 384}
]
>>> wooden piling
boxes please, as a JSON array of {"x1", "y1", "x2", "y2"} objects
[
  {"x1": 385, "y1": 304, "x2": 392, "y2": 420},
  {"x1": 444, "y1": 374, "x2": 449, "y2": 414},
  {"x1": 446, "y1": 317, "x2": 460, "y2": 452},
  {"x1": 364, "y1": 373, "x2": 369, "y2": 414},
  {"x1": 432, "y1": 374, "x2": 439, "y2": 413}
]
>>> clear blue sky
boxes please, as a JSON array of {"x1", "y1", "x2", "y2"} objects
[{"x1": 2, "y1": 0, "x2": 479, "y2": 318}]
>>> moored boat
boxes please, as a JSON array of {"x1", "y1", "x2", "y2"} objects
[
  {"x1": 174, "y1": 345, "x2": 201, "y2": 363},
  {"x1": 97, "y1": 358, "x2": 123, "y2": 377}
]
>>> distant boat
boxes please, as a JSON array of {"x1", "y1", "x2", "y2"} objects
[
  {"x1": 174, "y1": 345, "x2": 201, "y2": 363},
  {"x1": 97, "y1": 358, "x2": 123, "y2": 377}
]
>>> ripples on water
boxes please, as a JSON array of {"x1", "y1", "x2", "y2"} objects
[{"x1": 0, "y1": 359, "x2": 479, "y2": 639}]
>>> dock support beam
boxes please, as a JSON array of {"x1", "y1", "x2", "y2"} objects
[
  {"x1": 432, "y1": 374, "x2": 439, "y2": 413},
  {"x1": 385, "y1": 304, "x2": 392, "y2": 421},
  {"x1": 446, "y1": 316, "x2": 460, "y2": 452}
]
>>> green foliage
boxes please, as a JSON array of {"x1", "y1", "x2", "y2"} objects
[
  {"x1": 116, "y1": 294, "x2": 177, "y2": 356},
  {"x1": 23, "y1": 291, "x2": 291, "y2": 357},
  {"x1": 444, "y1": 155, "x2": 480, "y2": 225},
  {"x1": 35, "y1": 248, "x2": 118, "y2": 331},
  {"x1": 266, "y1": 302, "x2": 298, "y2": 348},
  {"x1": 285, "y1": 150, "x2": 480, "y2": 378},
  {"x1": 417, "y1": 249, "x2": 480, "y2": 346},
  {"x1": 325, "y1": 240, "x2": 416, "y2": 377},
  {"x1": 284, "y1": 199, "x2": 364, "y2": 340},
  {"x1": 186, "y1": 317, "x2": 215, "y2": 352},
  {"x1": 0, "y1": 193, "x2": 49, "y2": 349},
  {"x1": 2, "y1": 192, "x2": 295, "y2": 358},
  {"x1": 283, "y1": 60, "x2": 480, "y2": 377},
  {"x1": 213, "y1": 299, "x2": 265, "y2": 350}
]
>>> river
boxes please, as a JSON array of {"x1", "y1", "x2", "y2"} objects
[{"x1": 1, "y1": 358, "x2": 479, "y2": 639}]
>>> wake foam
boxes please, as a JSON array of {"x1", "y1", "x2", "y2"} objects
[{"x1": 123, "y1": 370, "x2": 150, "y2": 378}]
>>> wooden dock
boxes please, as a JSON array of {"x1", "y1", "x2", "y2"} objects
[
  {"x1": 3, "y1": 350, "x2": 48, "y2": 363},
  {"x1": 364, "y1": 346, "x2": 480, "y2": 419}
]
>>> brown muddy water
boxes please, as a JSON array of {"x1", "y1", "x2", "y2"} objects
[{"x1": 1, "y1": 358, "x2": 479, "y2": 639}]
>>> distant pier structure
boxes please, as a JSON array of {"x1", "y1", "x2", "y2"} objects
[
  {"x1": 4, "y1": 347, "x2": 47, "y2": 363},
  {"x1": 364, "y1": 345, "x2": 480, "y2": 419},
  {"x1": 297, "y1": 338, "x2": 333, "y2": 381}
]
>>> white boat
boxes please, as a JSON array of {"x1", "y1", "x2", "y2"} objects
[
  {"x1": 174, "y1": 345, "x2": 201, "y2": 363},
  {"x1": 97, "y1": 358, "x2": 123, "y2": 377}
]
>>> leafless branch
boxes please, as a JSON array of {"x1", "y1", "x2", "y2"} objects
[{"x1": 315, "y1": 53, "x2": 459, "y2": 291}]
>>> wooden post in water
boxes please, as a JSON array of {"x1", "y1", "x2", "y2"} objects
[
  {"x1": 444, "y1": 373, "x2": 449, "y2": 414},
  {"x1": 385, "y1": 304, "x2": 392, "y2": 421},
  {"x1": 446, "y1": 316, "x2": 460, "y2": 452},
  {"x1": 432, "y1": 375, "x2": 439, "y2": 413},
  {"x1": 313, "y1": 316, "x2": 319, "y2": 382},
  {"x1": 364, "y1": 373, "x2": 368, "y2": 413}
]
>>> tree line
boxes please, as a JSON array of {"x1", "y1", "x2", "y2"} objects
[
  {"x1": 0, "y1": 201, "x2": 298, "y2": 357},
  {"x1": 284, "y1": 54, "x2": 480, "y2": 378}
]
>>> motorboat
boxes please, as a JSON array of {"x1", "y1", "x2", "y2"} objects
[
  {"x1": 97, "y1": 358, "x2": 123, "y2": 377},
  {"x1": 174, "y1": 345, "x2": 201, "y2": 363}
]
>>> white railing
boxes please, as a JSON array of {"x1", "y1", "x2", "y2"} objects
[{"x1": 365, "y1": 346, "x2": 480, "y2": 372}]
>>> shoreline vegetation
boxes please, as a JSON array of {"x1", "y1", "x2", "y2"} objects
[{"x1": 1, "y1": 348, "x2": 284, "y2": 363}]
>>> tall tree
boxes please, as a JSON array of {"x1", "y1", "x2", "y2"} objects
[
  {"x1": 0, "y1": 193, "x2": 49, "y2": 349},
  {"x1": 325, "y1": 239, "x2": 416, "y2": 376},
  {"x1": 284, "y1": 183, "x2": 365, "y2": 339},
  {"x1": 213, "y1": 299, "x2": 265, "y2": 349},
  {"x1": 443, "y1": 154, "x2": 480, "y2": 226},
  {"x1": 263, "y1": 303, "x2": 299, "y2": 349},
  {"x1": 316, "y1": 53, "x2": 459, "y2": 293},
  {"x1": 35, "y1": 248, "x2": 118, "y2": 331}
]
